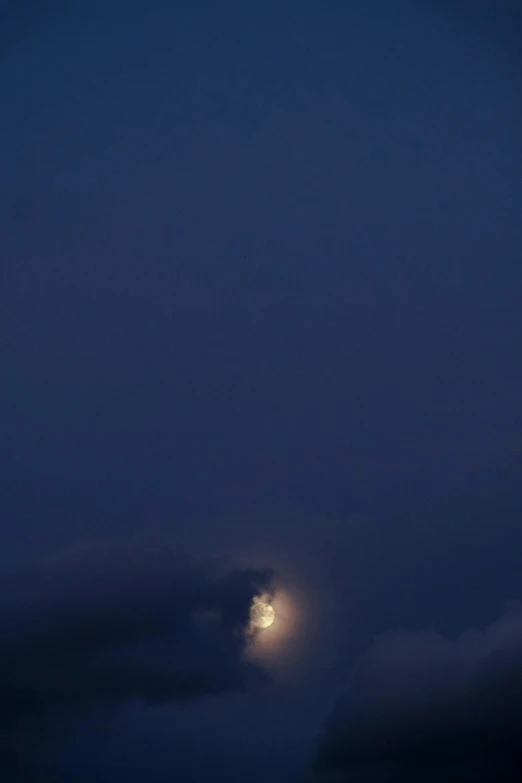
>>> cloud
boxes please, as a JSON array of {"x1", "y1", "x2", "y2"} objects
[
  {"x1": 0, "y1": 540, "x2": 274, "y2": 772},
  {"x1": 312, "y1": 607, "x2": 522, "y2": 782},
  {"x1": 0, "y1": 0, "x2": 68, "y2": 63}
]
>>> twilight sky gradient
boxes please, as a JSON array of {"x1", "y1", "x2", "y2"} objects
[{"x1": 1, "y1": 1, "x2": 522, "y2": 780}]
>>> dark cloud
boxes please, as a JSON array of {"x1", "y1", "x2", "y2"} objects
[
  {"x1": 0, "y1": 541, "x2": 274, "y2": 772},
  {"x1": 312, "y1": 608, "x2": 522, "y2": 782},
  {"x1": 0, "y1": 0, "x2": 68, "y2": 63}
]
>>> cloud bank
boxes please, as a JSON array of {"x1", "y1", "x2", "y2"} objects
[
  {"x1": 312, "y1": 608, "x2": 522, "y2": 782},
  {"x1": 0, "y1": 540, "x2": 274, "y2": 772}
]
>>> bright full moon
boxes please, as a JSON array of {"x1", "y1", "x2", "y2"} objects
[{"x1": 250, "y1": 600, "x2": 275, "y2": 629}]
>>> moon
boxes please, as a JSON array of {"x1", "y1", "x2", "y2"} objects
[{"x1": 250, "y1": 600, "x2": 275, "y2": 629}]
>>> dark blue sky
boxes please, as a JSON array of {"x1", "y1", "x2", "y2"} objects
[{"x1": 1, "y1": 1, "x2": 521, "y2": 780}]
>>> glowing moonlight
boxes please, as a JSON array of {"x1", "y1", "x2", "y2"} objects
[{"x1": 250, "y1": 600, "x2": 275, "y2": 629}]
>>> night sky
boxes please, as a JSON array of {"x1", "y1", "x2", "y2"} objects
[{"x1": 1, "y1": 1, "x2": 522, "y2": 780}]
